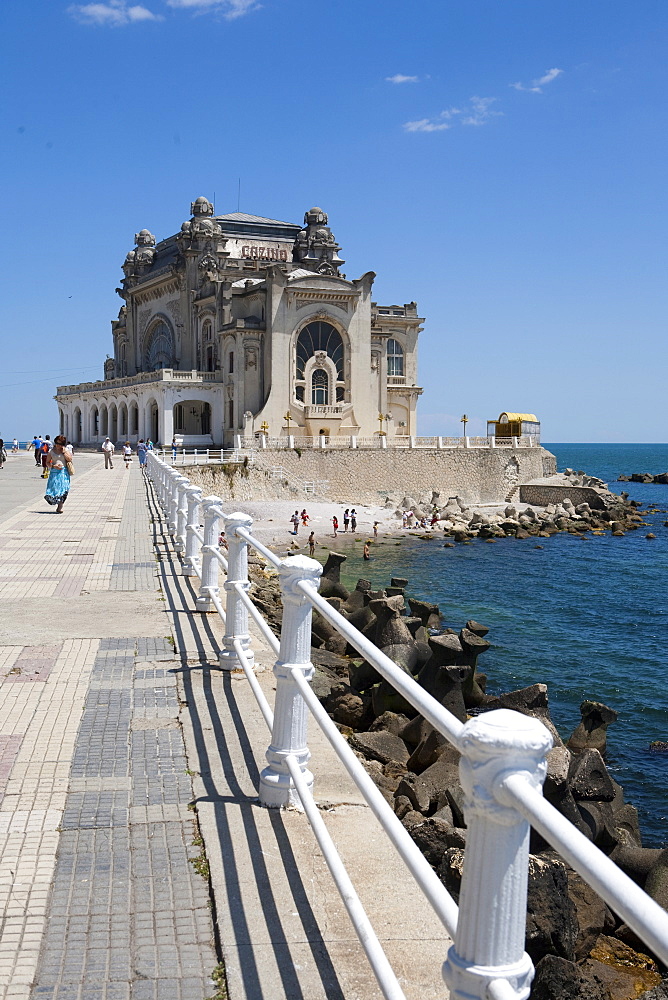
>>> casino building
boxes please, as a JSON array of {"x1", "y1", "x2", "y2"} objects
[{"x1": 55, "y1": 198, "x2": 423, "y2": 448}]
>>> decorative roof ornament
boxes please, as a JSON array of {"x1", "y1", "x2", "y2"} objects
[
  {"x1": 293, "y1": 206, "x2": 345, "y2": 275},
  {"x1": 190, "y1": 196, "x2": 214, "y2": 217}
]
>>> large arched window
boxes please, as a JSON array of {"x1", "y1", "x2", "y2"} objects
[
  {"x1": 144, "y1": 320, "x2": 174, "y2": 372},
  {"x1": 295, "y1": 321, "x2": 345, "y2": 403},
  {"x1": 387, "y1": 338, "x2": 404, "y2": 377},
  {"x1": 311, "y1": 369, "x2": 329, "y2": 405}
]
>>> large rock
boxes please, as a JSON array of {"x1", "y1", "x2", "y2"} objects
[
  {"x1": 644, "y1": 848, "x2": 668, "y2": 910},
  {"x1": 369, "y1": 596, "x2": 414, "y2": 647},
  {"x1": 565, "y1": 866, "x2": 615, "y2": 959},
  {"x1": 408, "y1": 598, "x2": 441, "y2": 630},
  {"x1": 438, "y1": 850, "x2": 578, "y2": 963},
  {"x1": 525, "y1": 854, "x2": 578, "y2": 962},
  {"x1": 408, "y1": 817, "x2": 463, "y2": 868},
  {"x1": 610, "y1": 845, "x2": 663, "y2": 887},
  {"x1": 319, "y1": 552, "x2": 350, "y2": 600},
  {"x1": 349, "y1": 730, "x2": 410, "y2": 766},
  {"x1": 583, "y1": 935, "x2": 662, "y2": 997},
  {"x1": 568, "y1": 749, "x2": 616, "y2": 802},
  {"x1": 530, "y1": 955, "x2": 608, "y2": 1000},
  {"x1": 483, "y1": 684, "x2": 563, "y2": 748},
  {"x1": 416, "y1": 659, "x2": 469, "y2": 722},
  {"x1": 368, "y1": 711, "x2": 410, "y2": 736},
  {"x1": 567, "y1": 700, "x2": 619, "y2": 755}
]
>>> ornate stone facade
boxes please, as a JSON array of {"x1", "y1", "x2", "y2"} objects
[{"x1": 55, "y1": 200, "x2": 423, "y2": 447}]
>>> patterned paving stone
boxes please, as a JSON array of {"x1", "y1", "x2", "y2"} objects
[{"x1": 0, "y1": 465, "x2": 217, "y2": 999}]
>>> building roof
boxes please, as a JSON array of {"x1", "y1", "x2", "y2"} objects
[
  {"x1": 217, "y1": 212, "x2": 297, "y2": 227},
  {"x1": 496, "y1": 413, "x2": 539, "y2": 423}
]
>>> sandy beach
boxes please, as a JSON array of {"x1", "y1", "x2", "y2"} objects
[{"x1": 219, "y1": 498, "x2": 529, "y2": 558}]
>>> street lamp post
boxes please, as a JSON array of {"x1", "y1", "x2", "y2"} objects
[
  {"x1": 378, "y1": 413, "x2": 386, "y2": 436},
  {"x1": 460, "y1": 414, "x2": 469, "y2": 437}
]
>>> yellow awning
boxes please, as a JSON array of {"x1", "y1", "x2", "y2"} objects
[{"x1": 497, "y1": 412, "x2": 539, "y2": 423}]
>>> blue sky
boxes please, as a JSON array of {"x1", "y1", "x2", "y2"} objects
[{"x1": 1, "y1": 0, "x2": 666, "y2": 442}]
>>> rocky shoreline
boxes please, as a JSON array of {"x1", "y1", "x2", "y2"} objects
[
  {"x1": 248, "y1": 551, "x2": 668, "y2": 1000},
  {"x1": 390, "y1": 469, "x2": 658, "y2": 543},
  {"x1": 618, "y1": 473, "x2": 668, "y2": 484}
]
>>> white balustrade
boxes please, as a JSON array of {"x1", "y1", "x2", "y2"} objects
[
  {"x1": 219, "y1": 512, "x2": 255, "y2": 670},
  {"x1": 196, "y1": 497, "x2": 223, "y2": 612},
  {"x1": 259, "y1": 555, "x2": 322, "y2": 808},
  {"x1": 174, "y1": 477, "x2": 191, "y2": 552},
  {"x1": 144, "y1": 454, "x2": 668, "y2": 1000},
  {"x1": 183, "y1": 486, "x2": 203, "y2": 576}
]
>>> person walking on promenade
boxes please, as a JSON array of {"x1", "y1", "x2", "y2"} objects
[
  {"x1": 122, "y1": 442, "x2": 133, "y2": 469},
  {"x1": 147, "y1": 439, "x2": 154, "y2": 451},
  {"x1": 0, "y1": 440, "x2": 6, "y2": 470},
  {"x1": 332, "y1": 515, "x2": 338, "y2": 538},
  {"x1": 137, "y1": 439, "x2": 148, "y2": 472},
  {"x1": 308, "y1": 531, "x2": 315, "y2": 557},
  {"x1": 290, "y1": 510, "x2": 300, "y2": 535},
  {"x1": 11, "y1": 438, "x2": 18, "y2": 453},
  {"x1": 350, "y1": 508, "x2": 357, "y2": 532},
  {"x1": 343, "y1": 509, "x2": 350, "y2": 532},
  {"x1": 40, "y1": 436, "x2": 51, "y2": 478},
  {"x1": 171, "y1": 437, "x2": 178, "y2": 461},
  {"x1": 31, "y1": 435, "x2": 42, "y2": 465},
  {"x1": 44, "y1": 435, "x2": 73, "y2": 514},
  {"x1": 101, "y1": 436, "x2": 115, "y2": 469}
]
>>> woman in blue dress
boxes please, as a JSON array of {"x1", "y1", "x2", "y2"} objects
[{"x1": 44, "y1": 435, "x2": 73, "y2": 513}]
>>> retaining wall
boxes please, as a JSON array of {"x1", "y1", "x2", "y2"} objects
[
  {"x1": 519, "y1": 483, "x2": 609, "y2": 510},
  {"x1": 185, "y1": 447, "x2": 556, "y2": 506}
]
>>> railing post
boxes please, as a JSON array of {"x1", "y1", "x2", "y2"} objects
[
  {"x1": 437, "y1": 436, "x2": 443, "y2": 450},
  {"x1": 169, "y1": 473, "x2": 188, "y2": 535},
  {"x1": 196, "y1": 497, "x2": 222, "y2": 612},
  {"x1": 350, "y1": 435, "x2": 357, "y2": 449},
  {"x1": 183, "y1": 486, "x2": 203, "y2": 576},
  {"x1": 219, "y1": 512, "x2": 255, "y2": 670},
  {"x1": 512, "y1": 436, "x2": 518, "y2": 449},
  {"x1": 489, "y1": 436, "x2": 496, "y2": 449},
  {"x1": 443, "y1": 709, "x2": 552, "y2": 1000},
  {"x1": 174, "y1": 476, "x2": 190, "y2": 551},
  {"x1": 259, "y1": 555, "x2": 322, "y2": 808}
]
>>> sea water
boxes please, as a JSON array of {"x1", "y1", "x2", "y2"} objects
[{"x1": 338, "y1": 444, "x2": 668, "y2": 846}]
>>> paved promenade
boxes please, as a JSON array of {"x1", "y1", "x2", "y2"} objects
[{"x1": 0, "y1": 450, "x2": 450, "y2": 999}]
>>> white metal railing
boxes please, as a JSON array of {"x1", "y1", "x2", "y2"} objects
[
  {"x1": 243, "y1": 435, "x2": 539, "y2": 451},
  {"x1": 156, "y1": 448, "x2": 255, "y2": 467},
  {"x1": 146, "y1": 450, "x2": 668, "y2": 1000}
]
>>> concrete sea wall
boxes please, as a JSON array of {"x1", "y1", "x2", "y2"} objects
[{"x1": 186, "y1": 446, "x2": 556, "y2": 505}]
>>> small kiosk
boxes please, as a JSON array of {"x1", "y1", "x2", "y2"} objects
[{"x1": 487, "y1": 413, "x2": 540, "y2": 443}]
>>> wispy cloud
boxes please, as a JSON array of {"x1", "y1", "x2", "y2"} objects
[
  {"x1": 510, "y1": 67, "x2": 563, "y2": 93},
  {"x1": 404, "y1": 96, "x2": 501, "y2": 133},
  {"x1": 165, "y1": 0, "x2": 260, "y2": 17},
  {"x1": 386, "y1": 74, "x2": 419, "y2": 85},
  {"x1": 68, "y1": 1, "x2": 162, "y2": 24}
]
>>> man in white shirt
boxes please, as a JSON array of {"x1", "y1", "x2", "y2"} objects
[{"x1": 101, "y1": 437, "x2": 115, "y2": 469}]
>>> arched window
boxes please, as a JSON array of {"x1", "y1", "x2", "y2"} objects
[
  {"x1": 144, "y1": 320, "x2": 174, "y2": 372},
  {"x1": 295, "y1": 322, "x2": 345, "y2": 403},
  {"x1": 387, "y1": 338, "x2": 404, "y2": 377},
  {"x1": 228, "y1": 351, "x2": 234, "y2": 374},
  {"x1": 311, "y1": 369, "x2": 329, "y2": 405}
]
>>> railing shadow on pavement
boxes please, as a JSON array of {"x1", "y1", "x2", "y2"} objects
[{"x1": 143, "y1": 474, "x2": 347, "y2": 1000}]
